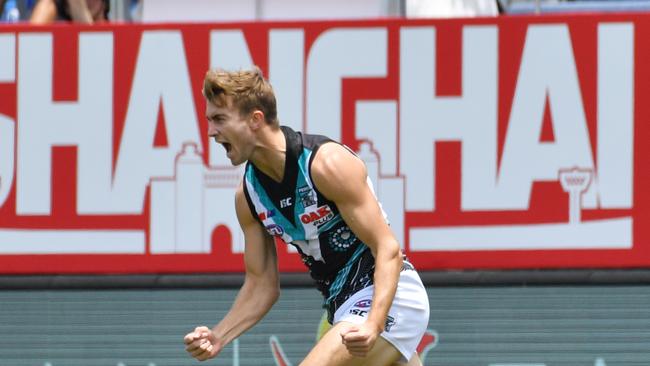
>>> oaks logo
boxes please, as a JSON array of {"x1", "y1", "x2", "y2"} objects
[{"x1": 300, "y1": 205, "x2": 334, "y2": 225}]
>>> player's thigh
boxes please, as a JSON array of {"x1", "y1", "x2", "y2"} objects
[
  {"x1": 392, "y1": 352, "x2": 422, "y2": 366},
  {"x1": 300, "y1": 321, "x2": 402, "y2": 366}
]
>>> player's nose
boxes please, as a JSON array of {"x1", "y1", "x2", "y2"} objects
[{"x1": 207, "y1": 124, "x2": 220, "y2": 137}]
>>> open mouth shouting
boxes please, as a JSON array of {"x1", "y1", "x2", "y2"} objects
[
  {"x1": 221, "y1": 142, "x2": 232, "y2": 154},
  {"x1": 214, "y1": 137, "x2": 232, "y2": 155}
]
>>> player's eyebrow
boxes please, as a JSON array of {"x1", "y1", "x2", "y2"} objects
[{"x1": 207, "y1": 112, "x2": 226, "y2": 121}]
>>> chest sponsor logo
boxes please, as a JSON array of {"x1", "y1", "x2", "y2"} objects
[{"x1": 300, "y1": 205, "x2": 334, "y2": 226}]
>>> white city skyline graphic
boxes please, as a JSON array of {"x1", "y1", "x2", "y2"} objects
[
  {"x1": 149, "y1": 142, "x2": 244, "y2": 254},
  {"x1": 147, "y1": 142, "x2": 632, "y2": 255},
  {"x1": 0, "y1": 23, "x2": 635, "y2": 255},
  {"x1": 410, "y1": 166, "x2": 632, "y2": 252},
  {"x1": 0, "y1": 138, "x2": 633, "y2": 254}
]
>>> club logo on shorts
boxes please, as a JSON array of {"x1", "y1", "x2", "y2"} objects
[{"x1": 354, "y1": 299, "x2": 372, "y2": 308}]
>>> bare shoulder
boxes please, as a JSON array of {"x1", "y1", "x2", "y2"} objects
[
  {"x1": 234, "y1": 180, "x2": 256, "y2": 226},
  {"x1": 311, "y1": 143, "x2": 364, "y2": 178},
  {"x1": 234, "y1": 181, "x2": 246, "y2": 207},
  {"x1": 311, "y1": 142, "x2": 367, "y2": 201}
]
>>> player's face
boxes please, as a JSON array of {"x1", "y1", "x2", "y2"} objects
[{"x1": 206, "y1": 97, "x2": 255, "y2": 166}]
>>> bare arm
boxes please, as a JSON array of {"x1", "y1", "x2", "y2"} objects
[
  {"x1": 65, "y1": 0, "x2": 94, "y2": 23},
  {"x1": 213, "y1": 182, "x2": 280, "y2": 341},
  {"x1": 30, "y1": 0, "x2": 101, "y2": 24},
  {"x1": 29, "y1": 0, "x2": 57, "y2": 24},
  {"x1": 185, "y1": 182, "x2": 280, "y2": 361},
  {"x1": 311, "y1": 143, "x2": 403, "y2": 355}
]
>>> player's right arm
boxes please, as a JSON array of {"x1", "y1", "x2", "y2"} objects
[{"x1": 184, "y1": 182, "x2": 280, "y2": 361}]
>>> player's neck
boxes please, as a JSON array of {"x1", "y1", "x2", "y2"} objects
[{"x1": 250, "y1": 127, "x2": 286, "y2": 183}]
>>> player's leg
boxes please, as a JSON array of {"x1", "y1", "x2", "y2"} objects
[
  {"x1": 392, "y1": 352, "x2": 422, "y2": 366},
  {"x1": 303, "y1": 263, "x2": 429, "y2": 366},
  {"x1": 300, "y1": 320, "x2": 402, "y2": 366}
]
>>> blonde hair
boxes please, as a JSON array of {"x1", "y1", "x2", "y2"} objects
[{"x1": 203, "y1": 66, "x2": 278, "y2": 126}]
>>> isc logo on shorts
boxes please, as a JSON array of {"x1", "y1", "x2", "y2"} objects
[
  {"x1": 349, "y1": 308, "x2": 368, "y2": 317},
  {"x1": 349, "y1": 305, "x2": 397, "y2": 333}
]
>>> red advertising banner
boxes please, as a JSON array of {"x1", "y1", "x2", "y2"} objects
[{"x1": 0, "y1": 14, "x2": 647, "y2": 274}]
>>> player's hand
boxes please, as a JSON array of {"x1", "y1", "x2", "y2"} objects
[
  {"x1": 184, "y1": 326, "x2": 223, "y2": 361},
  {"x1": 340, "y1": 323, "x2": 381, "y2": 358}
]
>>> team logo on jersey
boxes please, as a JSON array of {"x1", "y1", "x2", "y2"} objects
[
  {"x1": 329, "y1": 226, "x2": 356, "y2": 252},
  {"x1": 300, "y1": 205, "x2": 334, "y2": 226},
  {"x1": 298, "y1": 185, "x2": 317, "y2": 207}
]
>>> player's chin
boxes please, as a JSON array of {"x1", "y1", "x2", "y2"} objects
[{"x1": 228, "y1": 154, "x2": 245, "y2": 166}]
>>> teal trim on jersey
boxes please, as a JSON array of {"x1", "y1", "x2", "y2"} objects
[
  {"x1": 296, "y1": 147, "x2": 343, "y2": 234},
  {"x1": 325, "y1": 244, "x2": 369, "y2": 304},
  {"x1": 245, "y1": 165, "x2": 305, "y2": 240},
  {"x1": 294, "y1": 148, "x2": 313, "y2": 228},
  {"x1": 297, "y1": 147, "x2": 312, "y2": 179}
]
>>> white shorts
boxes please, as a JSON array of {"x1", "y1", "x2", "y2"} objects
[{"x1": 333, "y1": 268, "x2": 430, "y2": 362}]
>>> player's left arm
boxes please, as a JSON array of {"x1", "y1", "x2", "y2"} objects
[{"x1": 311, "y1": 142, "x2": 403, "y2": 353}]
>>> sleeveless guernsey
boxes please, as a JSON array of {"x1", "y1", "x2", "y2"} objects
[{"x1": 242, "y1": 126, "x2": 386, "y2": 322}]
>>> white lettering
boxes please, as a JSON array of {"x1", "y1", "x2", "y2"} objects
[
  {"x1": 270, "y1": 29, "x2": 304, "y2": 132},
  {"x1": 401, "y1": 24, "x2": 634, "y2": 213},
  {"x1": 597, "y1": 23, "x2": 633, "y2": 208},
  {"x1": 499, "y1": 25, "x2": 595, "y2": 209},
  {"x1": 77, "y1": 33, "x2": 115, "y2": 214},
  {"x1": 112, "y1": 31, "x2": 201, "y2": 213},
  {"x1": 306, "y1": 28, "x2": 387, "y2": 141},
  {"x1": 0, "y1": 33, "x2": 15, "y2": 82},
  {"x1": 400, "y1": 26, "x2": 498, "y2": 212},
  {"x1": 17, "y1": 33, "x2": 113, "y2": 215}
]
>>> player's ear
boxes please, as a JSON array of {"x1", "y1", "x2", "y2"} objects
[{"x1": 249, "y1": 110, "x2": 265, "y2": 130}]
